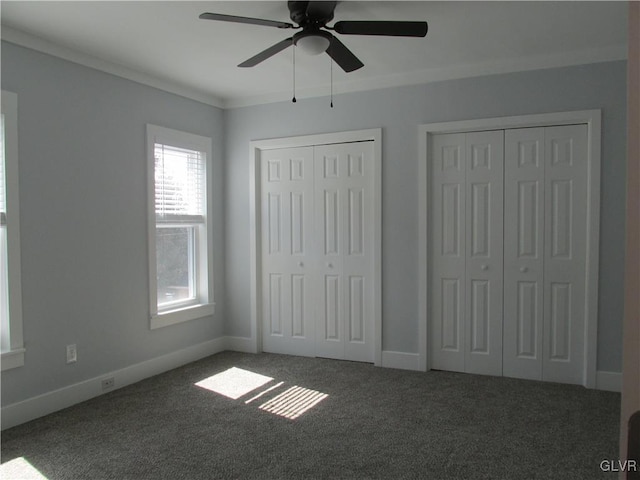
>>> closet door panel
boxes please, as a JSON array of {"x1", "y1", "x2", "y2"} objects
[
  {"x1": 314, "y1": 148, "x2": 346, "y2": 360},
  {"x1": 341, "y1": 141, "x2": 375, "y2": 363},
  {"x1": 503, "y1": 128, "x2": 545, "y2": 380},
  {"x1": 464, "y1": 131, "x2": 504, "y2": 376},
  {"x1": 431, "y1": 133, "x2": 466, "y2": 372},
  {"x1": 542, "y1": 124, "x2": 588, "y2": 385},
  {"x1": 314, "y1": 142, "x2": 374, "y2": 362},
  {"x1": 261, "y1": 147, "x2": 316, "y2": 356}
]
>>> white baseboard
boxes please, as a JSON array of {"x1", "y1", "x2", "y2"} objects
[
  {"x1": 1, "y1": 337, "x2": 227, "y2": 430},
  {"x1": 224, "y1": 336, "x2": 257, "y2": 353},
  {"x1": 381, "y1": 350, "x2": 424, "y2": 372},
  {"x1": 6, "y1": 338, "x2": 611, "y2": 430},
  {"x1": 596, "y1": 370, "x2": 622, "y2": 392}
]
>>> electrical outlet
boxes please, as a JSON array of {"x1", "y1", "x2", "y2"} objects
[
  {"x1": 66, "y1": 344, "x2": 77, "y2": 364},
  {"x1": 101, "y1": 377, "x2": 115, "y2": 391}
]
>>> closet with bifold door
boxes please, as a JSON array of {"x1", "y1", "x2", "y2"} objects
[
  {"x1": 430, "y1": 124, "x2": 589, "y2": 385},
  {"x1": 260, "y1": 140, "x2": 375, "y2": 363}
]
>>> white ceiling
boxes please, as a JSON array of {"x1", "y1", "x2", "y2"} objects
[{"x1": 0, "y1": 1, "x2": 628, "y2": 108}]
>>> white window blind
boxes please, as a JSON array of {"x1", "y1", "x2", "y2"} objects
[{"x1": 154, "y1": 144, "x2": 205, "y2": 222}]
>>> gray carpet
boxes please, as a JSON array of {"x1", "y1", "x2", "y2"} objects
[{"x1": 1, "y1": 351, "x2": 620, "y2": 479}]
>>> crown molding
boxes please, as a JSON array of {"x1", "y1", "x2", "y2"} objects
[
  {"x1": 1, "y1": 25, "x2": 225, "y2": 108},
  {"x1": 1, "y1": 25, "x2": 626, "y2": 111}
]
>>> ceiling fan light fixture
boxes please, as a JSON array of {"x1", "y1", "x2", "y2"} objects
[{"x1": 294, "y1": 30, "x2": 332, "y2": 56}]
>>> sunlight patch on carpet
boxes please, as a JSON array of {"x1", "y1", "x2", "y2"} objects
[
  {"x1": 195, "y1": 367, "x2": 273, "y2": 399},
  {"x1": 259, "y1": 386, "x2": 328, "y2": 420},
  {"x1": 0, "y1": 457, "x2": 49, "y2": 479}
]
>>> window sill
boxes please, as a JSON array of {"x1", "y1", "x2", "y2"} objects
[
  {"x1": 150, "y1": 303, "x2": 215, "y2": 330},
  {"x1": 1, "y1": 348, "x2": 25, "y2": 371}
]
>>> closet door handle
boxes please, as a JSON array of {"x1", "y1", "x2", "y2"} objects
[
  {"x1": 327, "y1": 262, "x2": 333, "y2": 269},
  {"x1": 480, "y1": 265, "x2": 488, "y2": 271},
  {"x1": 298, "y1": 262, "x2": 304, "y2": 268},
  {"x1": 519, "y1": 266, "x2": 528, "y2": 273}
]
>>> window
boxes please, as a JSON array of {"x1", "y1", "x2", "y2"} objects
[
  {"x1": 1, "y1": 90, "x2": 25, "y2": 370},
  {"x1": 147, "y1": 125, "x2": 214, "y2": 329}
]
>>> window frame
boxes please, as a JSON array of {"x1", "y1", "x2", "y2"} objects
[
  {"x1": 147, "y1": 124, "x2": 214, "y2": 330},
  {"x1": 1, "y1": 90, "x2": 25, "y2": 370}
]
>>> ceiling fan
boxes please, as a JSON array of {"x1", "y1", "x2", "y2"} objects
[{"x1": 199, "y1": 1, "x2": 428, "y2": 73}]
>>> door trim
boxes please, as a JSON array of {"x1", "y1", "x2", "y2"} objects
[
  {"x1": 418, "y1": 110, "x2": 601, "y2": 387},
  {"x1": 249, "y1": 129, "x2": 382, "y2": 365}
]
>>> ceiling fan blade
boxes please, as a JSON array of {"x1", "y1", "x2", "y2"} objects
[
  {"x1": 199, "y1": 12, "x2": 294, "y2": 29},
  {"x1": 326, "y1": 35, "x2": 363, "y2": 73},
  {"x1": 305, "y1": 1, "x2": 337, "y2": 21},
  {"x1": 333, "y1": 21, "x2": 428, "y2": 37},
  {"x1": 238, "y1": 37, "x2": 294, "y2": 67}
]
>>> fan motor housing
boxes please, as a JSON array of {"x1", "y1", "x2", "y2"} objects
[{"x1": 288, "y1": 1, "x2": 334, "y2": 27}]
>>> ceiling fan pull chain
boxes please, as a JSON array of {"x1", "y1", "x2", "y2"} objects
[
  {"x1": 330, "y1": 46, "x2": 334, "y2": 108},
  {"x1": 292, "y1": 39, "x2": 297, "y2": 103}
]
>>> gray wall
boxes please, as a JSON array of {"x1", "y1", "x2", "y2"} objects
[
  {"x1": 1, "y1": 42, "x2": 226, "y2": 406},
  {"x1": 224, "y1": 61, "x2": 627, "y2": 372}
]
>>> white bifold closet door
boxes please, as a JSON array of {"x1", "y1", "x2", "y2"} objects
[
  {"x1": 503, "y1": 125, "x2": 588, "y2": 384},
  {"x1": 430, "y1": 124, "x2": 588, "y2": 384},
  {"x1": 313, "y1": 143, "x2": 374, "y2": 363},
  {"x1": 260, "y1": 141, "x2": 375, "y2": 362},
  {"x1": 502, "y1": 128, "x2": 545, "y2": 380},
  {"x1": 431, "y1": 130, "x2": 504, "y2": 376},
  {"x1": 261, "y1": 147, "x2": 316, "y2": 357}
]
